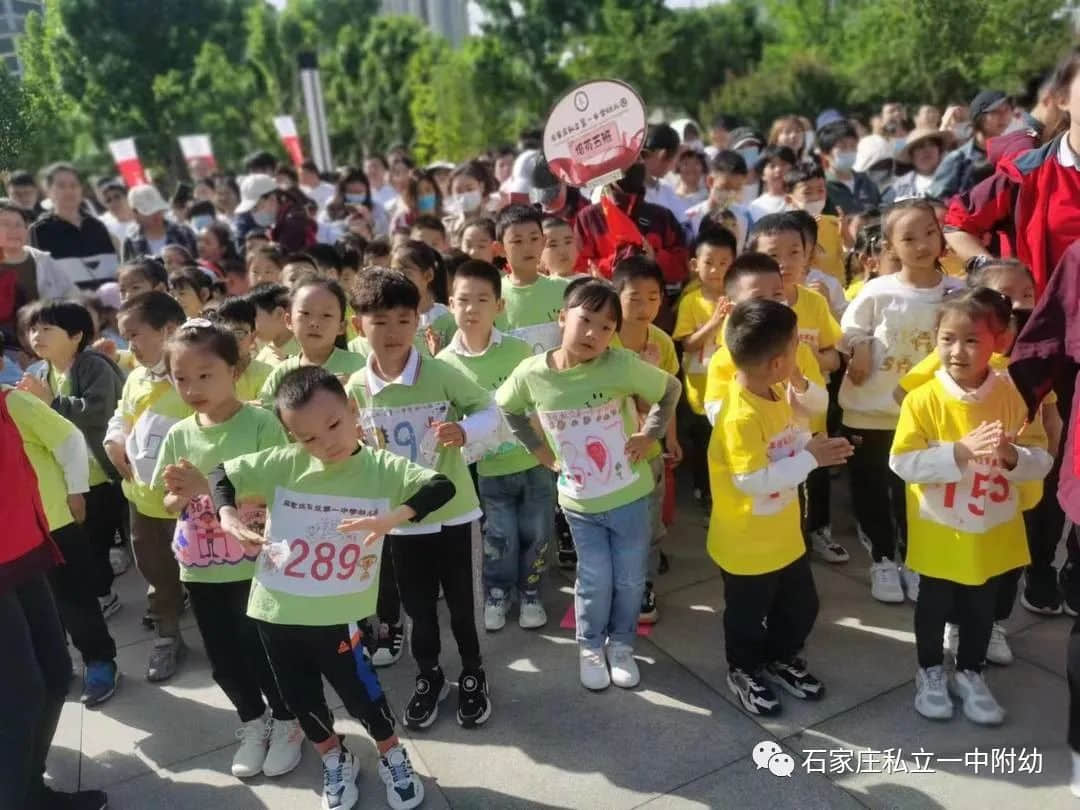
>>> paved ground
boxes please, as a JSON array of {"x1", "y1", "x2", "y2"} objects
[{"x1": 50, "y1": 482, "x2": 1077, "y2": 809}]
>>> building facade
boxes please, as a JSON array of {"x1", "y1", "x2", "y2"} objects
[{"x1": 380, "y1": 0, "x2": 468, "y2": 47}]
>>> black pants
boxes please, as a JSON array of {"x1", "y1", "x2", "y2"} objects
[
  {"x1": 842, "y1": 426, "x2": 906, "y2": 562},
  {"x1": 804, "y1": 466, "x2": 831, "y2": 537},
  {"x1": 721, "y1": 554, "x2": 819, "y2": 673},
  {"x1": 685, "y1": 410, "x2": 712, "y2": 497},
  {"x1": 0, "y1": 573, "x2": 72, "y2": 809},
  {"x1": 83, "y1": 481, "x2": 125, "y2": 597},
  {"x1": 187, "y1": 580, "x2": 293, "y2": 723},
  {"x1": 1068, "y1": 614, "x2": 1080, "y2": 750},
  {"x1": 392, "y1": 522, "x2": 481, "y2": 672},
  {"x1": 376, "y1": 536, "x2": 401, "y2": 626},
  {"x1": 256, "y1": 620, "x2": 395, "y2": 745},
  {"x1": 993, "y1": 567, "x2": 1023, "y2": 622},
  {"x1": 49, "y1": 522, "x2": 117, "y2": 664},
  {"x1": 916, "y1": 574, "x2": 996, "y2": 672}
]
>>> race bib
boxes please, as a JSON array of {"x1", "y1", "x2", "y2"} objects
[
  {"x1": 539, "y1": 399, "x2": 638, "y2": 500},
  {"x1": 464, "y1": 410, "x2": 521, "y2": 465},
  {"x1": 751, "y1": 425, "x2": 803, "y2": 516},
  {"x1": 128, "y1": 409, "x2": 180, "y2": 485},
  {"x1": 255, "y1": 489, "x2": 387, "y2": 598},
  {"x1": 510, "y1": 322, "x2": 562, "y2": 355},
  {"x1": 359, "y1": 401, "x2": 449, "y2": 468},
  {"x1": 685, "y1": 341, "x2": 717, "y2": 375},
  {"x1": 918, "y1": 453, "x2": 1015, "y2": 533},
  {"x1": 173, "y1": 495, "x2": 263, "y2": 568}
]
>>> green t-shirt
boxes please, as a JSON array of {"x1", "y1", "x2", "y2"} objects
[
  {"x1": 436, "y1": 332, "x2": 537, "y2": 478},
  {"x1": 225, "y1": 444, "x2": 437, "y2": 626},
  {"x1": 496, "y1": 348, "x2": 670, "y2": 514},
  {"x1": 494, "y1": 274, "x2": 568, "y2": 355},
  {"x1": 114, "y1": 366, "x2": 193, "y2": 518},
  {"x1": 7, "y1": 388, "x2": 81, "y2": 531},
  {"x1": 610, "y1": 325, "x2": 680, "y2": 463},
  {"x1": 236, "y1": 358, "x2": 274, "y2": 403},
  {"x1": 254, "y1": 337, "x2": 300, "y2": 367},
  {"x1": 344, "y1": 352, "x2": 490, "y2": 532},
  {"x1": 347, "y1": 306, "x2": 457, "y2": 359},
  {"x1": 151, "y1": 405, "x2": 288, "y2": 584},
  {"x1": 49, "y1": 365, "x2": 108, "y2": 486},
  {"x1": 258, "y1": 347, "x2": 367, "y2": 409}
]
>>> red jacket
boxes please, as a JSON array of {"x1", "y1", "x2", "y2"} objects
[{"x1": 572, "y1": 195, "x2": 688, "y2": 284}]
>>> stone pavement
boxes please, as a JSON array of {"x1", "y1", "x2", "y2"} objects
[{"x1": 50, "y1": 486, "x2": 1076, "y2": 810}]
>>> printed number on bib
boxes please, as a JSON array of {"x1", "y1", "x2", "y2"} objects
[
  {"x1": 510, "y1": 322, "x2": 562, "y2": 355},
  {"x1": 919, "y1": 460, "x2": 1014, "y2": 533},
  {"x1": 128, "y1": 410, "x2": 180, "y2": 484},
  {"x1": 751, "y1": 424, "x2": 804, "y2": 516},
  {"x1": 173, "y1": 496, "x2": 264, "y2": 568},
  {"x1": 539, "y1": 399, "x2": 638, "y2": 500},
  {"x1": 360, "y1": 401, "x2": 449, "y2": 468},
  {"x1": 256, "y1": 489, "x2": 388, "y2": 597}
]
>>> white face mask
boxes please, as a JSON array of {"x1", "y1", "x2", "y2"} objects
[
  {"x1": 832, "y1": 151, "x2": 857, "y2": 171},
  {"x1": 801, "y1": 199, "x2": 826, "y2": 217},
  {"x1": 448, "y1": 190, "x2": 483, "y2": 215},
  {"x1": 739, "y1": 183, "x2": 757, "y2": 205}
]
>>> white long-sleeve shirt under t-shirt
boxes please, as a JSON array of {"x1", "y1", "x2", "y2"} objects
[{"x1": 838, "y1": 272, "x2": 965, "y2": 431}]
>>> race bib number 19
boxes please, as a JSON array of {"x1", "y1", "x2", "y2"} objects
[{"x1": 360, "y1": 401, "x2": 449, "y2": 468}]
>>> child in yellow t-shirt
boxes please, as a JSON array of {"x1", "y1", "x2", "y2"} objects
[
  {"x1": 673, "y1": 228, "x2": 736, "y2": 514},
  {"x1": 709, "y1": 298, "x2": 852, "y2": 716},
  {"x1": 890, "y1": 288, "x2": 1052, "y2": 726}
]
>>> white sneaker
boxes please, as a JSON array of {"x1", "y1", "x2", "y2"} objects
[
  {"x1": 914, "y1": 665, "x2": 953, "y2": 720},
  {"x1": 986, "y1": 623, "x2": 1013, "y2": 666},
  {"x1": 579, "y1": 646, "x2": 610, "y2": 691},
  {"x1": 899, "y1": 564, "x2": 920, "y2": 602},
  {"x1": 231, "y1": 714, "x2": 269, "y2": 778},
  {"x1": 948, "y1": 669, "x2": 1005, "y2": 725},
  {"x1": 321, "y1": 748, "x2": 359, "y2": 810},
  {"x1": 605, "y1": 642, "x2": 640, "y2": 688},
  {"x1": 483, "y1": 589, "x2": 508, "y2": 631},
  {"x1": 378, "y1": 744, "x2": 424, "y2": 810},
  {"x1": 262, "y1": 718, "x2": 303, "y2": 777},
  {"x1": 518, "y1": 594, "x2": 547, "y2": 629},
  {"x1": 109, "y1": 545, "x2": 131, "y2": 575},
  {"x1": 809, "y1": 528, "x2": 849, "y2": 563},
  {"x1": 942, "y1": 623, "x2": 959, "y2": 659},
  {"x1": 870, "y1": 561, "x2": 905, "y2": 603}
]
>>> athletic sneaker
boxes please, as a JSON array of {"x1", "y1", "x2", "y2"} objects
[
  {"x1": 606, "y1": 642, "x2": 640, "y2": 688},
  {"x1": 34, "y1": 785, "x2": 108, "y2": 810},
  {"x1": 727, "y1": 668, "x2": 781, "y2": 716},
  {"x1": 949, "y1": 669, "x2": 1005, "y2": 725},
  {"x1": 378, "y1": 744, "x2": 424, "y2": 810},
  {"x1": 1021, "y1": 569, "x2": 1063, "y2": 616},
  {"x1": 518, "y1": 592, "x2": 547, "y2": 629},
  {"x1": 764, "y1": 657, "x2": 824, "y2": 700},
  {"x1": 457, "y1": 668, "x2": 491, "y2": 728},
  {"x1": 986, "y1": 623, "x2": 1013, "y2": 666},
  {"x1": 870, "y1": 561, "x2": 905, "y2": 603},
  {"x1": 109, "y1": 545, "x2": 131, "y2": 575},
  {"x1": 146, "y1": 636, "x2": 185, "y2": 682},
  {"x1": 231, "y1": 714, "x2": 269, "y2": 778},
  {"x1": 97, "y1": 591, "x2": 121, "y2": 619},
  {"x1": 372, "y1": 622, "x2": 405, "y2": 667},
  {"x1": 638, "y1": 581, "x2": 659, "y2": 624},
  {"x1": 942, "y1": 623, "x2": 959, "y2": 659},
  {"x1": 484, "y1": 589, "x2": 508, "y2": 632},
  {"x1": 263, "y1": 718, "x2": 304, "y2": 777},
  {"x1": 579, "y1": 646, "x2": 610, "y2": 691},
  {"x1": 81, "y1": 661, "x2": 118, "y2": 707},
  {"x1": 899, "y1": 564, "x2": 920, "y2": 602},
  {"x1": 808, "y1": 528, "x2": 849, "y2": 563},
  {"x1": 403, "y1": 668, "x2": 448, "y2": 729},
  {"x1": 914, "y1": 665, "x2": 953, "y2": 720},
  {"x1": 321, "y1": 748, "x2": 359, "y2": 810},
  {"x1": 1061, "y1": 564, "x2": 1080, "y2": 617}
]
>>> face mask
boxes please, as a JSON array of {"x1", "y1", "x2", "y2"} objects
[
  {"x1": 252, "y1": 210, "x2": 275, "y2": 227},
  {"x1": 190, "y1": 214, "x2": 214, "y2": 231},
  {"x1": 345, "y1": 193, "x2": 368, "y2": 206},
  {"x1": 953, "y1": 123, "x2": 973, "y2": 142},
  {"x1": 739, "y1": 183, "x2": 757, "y2": 205},
  {"x1": 736, "y1": 147, "x2": 760, "y2": 169},
  {"x1": 1012, "y1": 308, "x2": 1032, "y2": 334},
  {"x1": 800, "y1": 199, "x2": 826, "y2": 217},
  {"x1": 417, "y1": 193, "x2": 437, "y2": 213},
  {"x1": 448, "y1": 190, "x2": 482, "y2": 215},
  {"x1": 832, "y1": 150, "x2": 857, "y2": 171},
  {"x1": 892, "y1": 138, "x2": 907, "y2": 155}
]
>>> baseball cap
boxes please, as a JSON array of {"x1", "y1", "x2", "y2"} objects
[
  {"x1": 236, "y1": 174, "x2": 278, "y2": 213},
  {"x1": 727, "y1": 127, "x2": 764, "y2": 150},
  {"x1": 504, "y1": 149, "x2": 540, "y2": 195},
  {"x1": 127, "y1": 184, "x2": 170, "y2": 217},
  {"x1": 815, "y1": 109, "x2": 845, "y2": 130},
  {"x1": 969, "y1": 90, "x2": 1009, "y2": 121}
]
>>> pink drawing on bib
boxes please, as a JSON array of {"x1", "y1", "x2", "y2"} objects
[
  {"x1": 173, "y1": 495, "x2": 258, "y2": 568},
  {"x1": 585, "y1": 436, "x2": 612, "y2": 483}
]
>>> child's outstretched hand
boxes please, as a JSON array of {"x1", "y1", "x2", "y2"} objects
[
  {"x1": 954, "y1": 420, "x2": 1003, "y2": 464},
  {"x1": 433, "y1": 421, "x2": 465, "y2": 448},
  {"x1": 220, "y1": 506, "x2": 265, "y2": 554},
  {"x1": 805, "y1": 433, "x2": 854, "y2": 467},
  {"x1": 846, "y1": 342, "x2": 871, "y2": 385},
  {"x1": 338, "y1": 512, "x2": 399, "y2": 546},
  {"x1": 625, "y1": 432, "x2": 653, "y2": 464},
  {"x1": 16, "y1": 373, "x2": 52, "y2": 403}
]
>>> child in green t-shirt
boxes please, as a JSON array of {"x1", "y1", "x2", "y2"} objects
[
  {"x1": 497, "y1": 280, "x2": 681, "y2": 692},
  {"x1": 208, "y1": 297, "x2": 273, "y2": 402},
  {"x1": 150, "y1": 320, "x2": 300, "y2": 782},
  {"x1": 248, "y1": 282, "x2": 299, "y2": 366},
  {"x1": 391, "y1": 240, "x2": 456, "y2": 353},
  {"x1": 436, "y1": 260, "x2": 556, "y2": 633},
  {"x1": 210, "y1": 366, "x2": 453, "y2": 810},
  {"x1": 345, "y1": 268, "x2": 499, "y2": 732}
]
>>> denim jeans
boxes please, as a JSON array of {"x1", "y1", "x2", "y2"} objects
[
  {"x1": 479, "y1": 465, "x2": 555, "y2": 598},
  {"x1": 565, "y1": 495, "x2": 650, "y2": 650}
]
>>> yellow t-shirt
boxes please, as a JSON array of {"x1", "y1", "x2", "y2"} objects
[
  {"x1": 707, "y1": 381, "x2": 809, "y2": 575},
  {"x1": 891, "y1": 371, "x2": 1047, "y2": 585},
  {"x1": 116, "y1": 349, "x2": 138, "y2": 373},
  {"x1": 814, "y1": 214, "x2": 846, "y2": 285},
  {"x1": 673, "y1": 287, "x2": 724, "y2": 415},
  {"x1": 236, "y1": 358, "x2": 274, "y2": 403},
  {"x1": 940, "y1": 253, "x2": 965, "y2": 278},
  {"x1": 612, "y1": 324, "x2": 679, "y2": 460},
  {"x1": 789, "y1": 284, "x2": 842, "y2": 353},
  {"x1": 7, "y1": 389, "x2": 81, "y2": 531},
  {"x1": 845, "y1": 278, "x2": 866, "y2": 301}
]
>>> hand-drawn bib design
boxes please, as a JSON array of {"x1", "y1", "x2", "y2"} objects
[
  {"x1": 752, "y1": 425, "x2": 802, "y2": 516},
  {"x1": 256, "y1": 488, "x2": 387, "y2": 598},
  {"x1": 510, "y1": 322, "x2": 562, "y2": 355},
  {"x1": 173, "y1": 495, "x2": 264, "y2": 568},
  {"x1": 918, "y1": 450, "x2": 1015, "y2": 533},
  {"x1": 539, "y1": 399, "x2": 637, "y2": 500},
  {"x1": 359, "y1": 401, "x2": 449, "y2": 468},
  {"x1": 464, "y1": 410, "x2": 521, "y2": 465}
]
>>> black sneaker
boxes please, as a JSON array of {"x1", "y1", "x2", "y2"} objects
[
  {"x1": 658, "y1": 551, "x2": 670, "y2": 575},
  {"x1": 456, "y1": 668, "x2": 491, "y2": 729},
  {"x1": 1021, "y1": 568, "x2": 1063, "y2": 616},
  {"x1": 639, "y1": 581, "x2": 659, "y2": 624},
  {"x1": 403, "y1": 668, "x2": 448, "y2": 729},
  {"x1": 372, "y1": 622, "x2": 405, "y2": 667},
  {"x1": 727, "y1": 668, "x2": 781, "y2": 716},
  {"x1": 556, "y1": 509, "x2": 576, "y2": 569},
  {"x1": 35, "y1": 785, "x2": 108, "y2": 809},
  {"x1": 765, "y1": 657, "x2": 825, "y2": 700}
]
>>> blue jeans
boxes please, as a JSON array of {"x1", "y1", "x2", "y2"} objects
[
  {"x1": 565, "y1": 496, "x2": 650, "y2": 650},
  {"x1": 479, "y1": 465, "x2": 555, "y2": 598}
]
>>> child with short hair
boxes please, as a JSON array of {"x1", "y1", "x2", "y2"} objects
[
  {"x1": 710, "y1": 298, "x2": 852, "y2": 716},
  {"x1": 497, "y1": 280, "x2": 681, "y2": 691},
  {"x1": 247, "y1": 244, "x2": 285, "y2": 287},
  {"x1": 210, "y1": 366, "x2": 451, "y2": 810},
  {"x1": 890, "y1": 288, "x2": 1052, "y2": 724},
  {"x1": 388, "y1": 240, "x2": 456, "y2": 352},
  {"x1": 104, "y1": 291, "x2": 192, "y2": 681},
  {"x1": 248, "y1": 282, "x2": 300, "y2": 365},
  {"x1": 673, "y1": 228, "x2": 737, "y2": 517},
  {"x1": 611, "y1": 255, "x2": 681, "y2": 622},
  {"x1": 345, "y1": 267, "x2": 499, "y2": 730},
  {"x1": 436, "y1": 259, "x2": 555, "y2": 632},
  {"x1": 365, "y1": 238, "x2": 392, "y2": 268},
  {"x1": 209, "y1": 297, "x2": 274, "y2": 401},
  {"x1": 458, "y1": 218, "x2": 498, "y2": 264},
  {"x1": 281, "y1": 253, "x2": 319, "y2": 289},
  {"x1": 784, "y1": 162, "x2": 847, "y2": 291},
  {"x1": 685, "y1": 150, "x2": 753, "y2": 249},
  {"x1": 410, "y1": 214, "x2": 448, "y2": 253},
  {"x1": 785, "y1": 205, "x2": 848, "y2": 321},
  {"x1": 540, "y1": 217, "x2": 586, "y2": 280},
  {"x1": 168, "y1": 267, "x2": 213, "y2": 318}
]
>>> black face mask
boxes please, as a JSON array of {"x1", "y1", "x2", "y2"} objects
[{"x1": 1011, "y1": 307, "x2": 1032, "y2": 335}]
